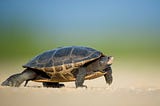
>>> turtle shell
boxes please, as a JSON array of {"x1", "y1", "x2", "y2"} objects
[{"x1": 23, "y1": 46, "x2": 104, "y2": 82}]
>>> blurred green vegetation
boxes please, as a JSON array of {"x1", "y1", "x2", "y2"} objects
[{"x1": 0, "y1": 24, "x2": 160, "y2": 61}]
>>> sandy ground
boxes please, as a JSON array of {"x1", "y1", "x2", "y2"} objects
[{"x1": 0, "y1": 61, "x2": 160, "y2": 106}]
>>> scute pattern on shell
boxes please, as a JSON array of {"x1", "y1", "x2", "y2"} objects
[{"x1": 23, "y1": 46, "x2": 102, "y2": 72}]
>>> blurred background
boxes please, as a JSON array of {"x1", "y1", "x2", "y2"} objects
[{"x1": 0, "y1": 0, "x2": 160, "y2": 74}]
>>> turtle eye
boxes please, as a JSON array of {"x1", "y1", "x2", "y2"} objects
[{"x1": 108, "y1": 56, "x2": 111, "y2": 60}]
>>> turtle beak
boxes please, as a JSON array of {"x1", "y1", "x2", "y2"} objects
[{"x1": 107, "y1": 56, "x2": 114, "y2": 65}]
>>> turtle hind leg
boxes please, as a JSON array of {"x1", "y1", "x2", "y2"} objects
[
  {"x1": 43, "y1": 82, "x2": 65, "y2": 88},
  {"x1": 1, "y1": 73, "x2": 23, "y2": 87},
  {"x1": 1, "y1": 69, "x2": 37, "y2": 87}
]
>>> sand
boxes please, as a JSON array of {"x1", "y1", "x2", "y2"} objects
[
  {"x1": 0, "y1": 71, "x2": 160, "y2": 106},
  {"x1": 0, "y1": 60, "x2": 160, "y2": 106}
]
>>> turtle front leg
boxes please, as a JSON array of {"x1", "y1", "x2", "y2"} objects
[
  {"x1": 75, "y1": 67, "x2": 87, "y2": 88},
  {"x1": 1, "y1": 69, "x2": 37, "y2": 87},
  {"x1": 104, "y1": 67, "x2": 113, "y2": 85}
]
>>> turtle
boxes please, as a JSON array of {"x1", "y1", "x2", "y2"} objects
[{"x1": 1, "y1": 46, "x2": 114, "y2": 88}]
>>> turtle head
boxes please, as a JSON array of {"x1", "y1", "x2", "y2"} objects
[
  {"x1": 99, "y1": 56, "x2": 113, "y2": 85},
  {"x1": 99, "y1": 56, "x2": 114, "y2": 67},
  {"x1": 97, "y1": 56, "x2": 114, "y2": 72}
]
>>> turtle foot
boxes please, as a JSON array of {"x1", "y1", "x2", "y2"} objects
[{"x1": 1, "y1": 73, "x2": 24, "y2": 87}]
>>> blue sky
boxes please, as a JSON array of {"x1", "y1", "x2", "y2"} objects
[{"x1": 0, "y1": 0, "x2": 160, "y2": 36}]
